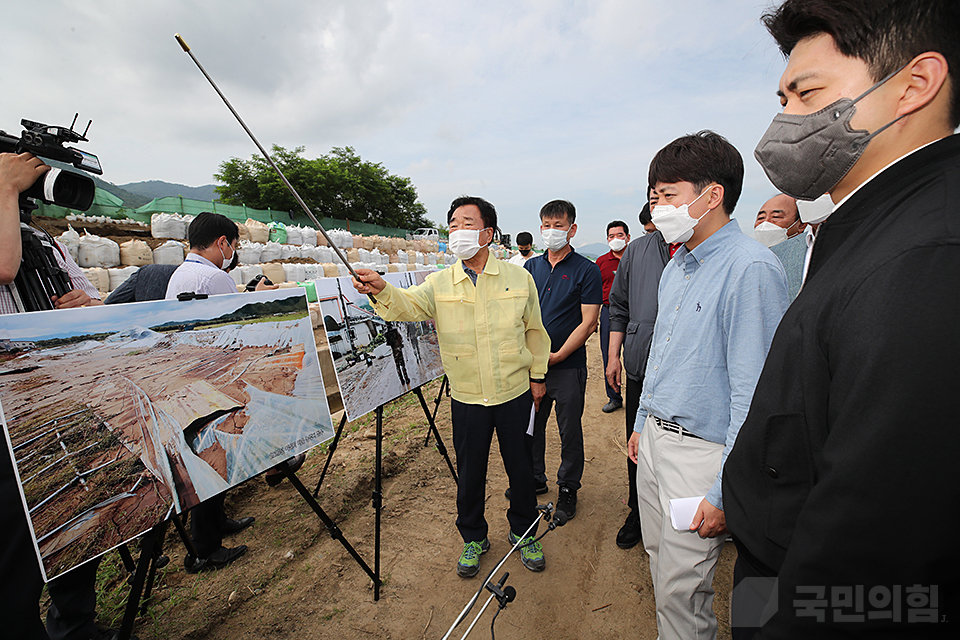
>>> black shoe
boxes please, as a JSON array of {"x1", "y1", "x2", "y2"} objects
[
  {"x1": 556, "y1": 486, "x2": 577, "y2": 520},
  {"x1": 602, "y1": 399, "x2": 623, "y2": 413},
  {"x1": 504, "y1": 480, "x2": 548, "y2": 500},
  {"x1": 616, "y1": 510, "x2": 642, "y2": 549},
  {"x1": 266, "y1": 452, "x2": 306, "y2": 487},
  {"x1": 185, "y1": 545, "x2": 247, "y2": 573},
  {"x1": 222, "y1": 516, "x2": 255, "y2": 535}
]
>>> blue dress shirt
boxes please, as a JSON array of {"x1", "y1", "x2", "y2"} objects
[{"x1": 635, "y1": 220, "x2": 789, "y2": 509}]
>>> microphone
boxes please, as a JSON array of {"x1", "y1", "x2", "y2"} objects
[{"x1": 552, "y1": 509, "x2": 569, "y2": 527}]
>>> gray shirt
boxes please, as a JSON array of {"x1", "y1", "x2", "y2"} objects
[{"x1": 607, "y1": 231, "x2": 671, "y2": 381}]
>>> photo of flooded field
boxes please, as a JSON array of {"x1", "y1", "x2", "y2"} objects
[
  {"x1": 315, "y1": 273, "x2": 443, "y2": 421},
  {"x1": 0, "y1": 289, "x2": 334, "y2": 580}
]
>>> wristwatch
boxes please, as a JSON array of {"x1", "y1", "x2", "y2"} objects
[{"x1": 529, "y1": 377, "x2": 546, "y2": 384}]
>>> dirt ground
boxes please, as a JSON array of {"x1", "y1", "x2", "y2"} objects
[{"x1": 80, "y1": 333, "x2": 736, "y2": 639}]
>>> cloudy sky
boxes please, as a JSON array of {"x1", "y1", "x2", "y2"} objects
[{"x1": 2, "y1": 0, "x2": 791, "y2": 247}]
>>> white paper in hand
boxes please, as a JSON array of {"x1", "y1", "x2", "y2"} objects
[
  {"x1": 669, "y1": 496, "x2": 704, "y2": 532},
  {"x1": 526, "y1": 403, "x2": 536, "y2": 436}
]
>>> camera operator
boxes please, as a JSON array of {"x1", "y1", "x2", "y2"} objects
[{"x1": 0, "y1": 152, "x2": 113, "y2": 640}]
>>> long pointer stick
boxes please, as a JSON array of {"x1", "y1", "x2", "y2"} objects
[{"x1": 174, "y1": 33, "x2": 370, "y2": 294}]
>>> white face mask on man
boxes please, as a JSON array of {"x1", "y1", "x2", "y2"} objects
[
  {"x1": 608, "y1": 237, "x2": 627, "y2": 252},
  {"x1": 448, "y1": 228, "x2": 489, "y2": 260},
  {"x1": 541, "y1": 228, "x2": 570, "y2": 252},
  {"x1": 754, "y1": 218, "x2": 801, "y2": 249},
  {"x1": 219, "y1": 239, "x2": 236, "y2": 271},
  {"x1": 650, "y1": 188, "x2": 712, "y2": 244}
]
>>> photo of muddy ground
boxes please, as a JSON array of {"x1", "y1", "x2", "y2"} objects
[{"x1": 1, "y1": 311, "x2": 330, "y2": 581}]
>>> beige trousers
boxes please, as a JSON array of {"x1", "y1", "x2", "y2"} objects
[{"x1": 636, "y1": 415, "x2": 726, "y2": 640}]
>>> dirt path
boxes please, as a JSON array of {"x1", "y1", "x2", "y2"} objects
[{"x1": 97, "y1": 333, "x2": 735, "y2": 639}]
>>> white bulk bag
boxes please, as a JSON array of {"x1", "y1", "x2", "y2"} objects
[
  {"x1": 150, "y1": 213, "x2": 186, "y2": 239},
  {"x1": 153, "y1": 240, "x2": 185, "y2": 265},
  {"x1": 260, "y1": 241, "x2": 282, "y2": 262},
  {"x1": 78, "y1": 232, "x2": 120, "y2": 268},
  {"x1": 236, "y1": 240, "x2": 263, "y2": 265},
  {"x1": 57, "y1": 225, "x2": 81, "y2": 262},
  {"x1": 108, "y1": 266, "x2": 140, "y2": 291}
]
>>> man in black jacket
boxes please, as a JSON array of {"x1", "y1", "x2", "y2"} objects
[
  {"x1": 724, "y1": 1, "x2": 960, "y2": 637},
  {"x1": 605, "y1": 201, "x2": 670, "y2": 549}
]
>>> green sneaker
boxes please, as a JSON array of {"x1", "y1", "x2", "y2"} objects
[
  {"x1": 508, "y1": 531, "x2": 545, "y2": 572},
  {"x1": 457, "y1": 538, "x2": 490, "y2": 578}
]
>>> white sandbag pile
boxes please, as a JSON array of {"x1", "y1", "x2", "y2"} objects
[
  {"x1": 150, "y1": 213, "x2": 187, "y2": 239},
  {"x1": 260, "y1": 241, "x2": 282, "y2": 262},
  {"x1": 153, "y1": 240, "x2": 186, "y2": 265},
  {"x1": 236, "y1": 240, "x2": 263, "y2": 265},
  {"x1": 78, "y1": 232, "x2": 120, "y2": 268},
  {"x1": 56, "y1": 225, "x2": 81, "y2": 262},
  {"x1": 108, "y1": 266, "x2": 139, "y2": 291}
]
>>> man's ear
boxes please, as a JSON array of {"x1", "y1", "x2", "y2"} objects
[
  {"x1": 568, "y1": 223, "x2": 578, "y2": 239},
  {"x1": 897, "y1": 51, "x2": 950, "y2": 120},
  {"x1": 706, "y1": 184, "x2": 725, "y2": 214}
]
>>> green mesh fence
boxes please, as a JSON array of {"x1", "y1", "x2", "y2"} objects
[{"x1": 35, "y1": 190, "x2": 411, "y2": 238}]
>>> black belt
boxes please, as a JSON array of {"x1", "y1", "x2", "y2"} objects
[{"x1": 653, "y1": 416, "x2": 705, "y2": 441}]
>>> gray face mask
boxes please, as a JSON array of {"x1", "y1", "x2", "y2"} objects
[{"x1": 754, "y1": 65, "x2": 907, "y2": 201}]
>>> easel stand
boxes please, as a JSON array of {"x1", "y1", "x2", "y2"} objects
[
  {"x1": 117, "y1": 513, "x2": 195, "y2": 640},
  {"x1": 298, "y1": 378, "x2": 457, "y2": 601}
]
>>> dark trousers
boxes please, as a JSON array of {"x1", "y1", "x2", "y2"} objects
[
  {"x1": 599, "y1": 306, "x2": 622, "y2": 402},
  {"x1": 46, "y1": 558, "x2": 101, "y2": 640},
  {"x1": 190, "y1": 494, "x2": 226, "y2": 558},
  {"x1": 532, "y1": 367, "x2": 586, "y2": 490},
  {"x1": 624, "y1": 376, "x2": 643, "y2": 513},
  {"x1": 731, "y1": 540, "x2": 778, "y2": 640},
  {"x1": 0, "y1": 471, "x2": 47, "y2": 640},
  {"x1": 451, "y1": 391, "x2": 539, "y2": 542}
]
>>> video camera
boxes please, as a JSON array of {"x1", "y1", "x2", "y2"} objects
[
  {"x1": 0, "y1": 114, "x2": 102, "y2": 217},
  {"x1": 1, "y1": 115, "x2": 102, "y2": 313}
]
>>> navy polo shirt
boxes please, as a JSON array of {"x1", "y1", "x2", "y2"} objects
[{"x1": 525, "y1": 249, "x2": 603, "y2": 370}]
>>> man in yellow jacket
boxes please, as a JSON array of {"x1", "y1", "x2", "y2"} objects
[{"x1": 353, "y1": 196, "x2": 551, "y2": 577}]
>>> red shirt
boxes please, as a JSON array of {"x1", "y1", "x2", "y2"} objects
[{"x1": 595, "y1": 250, "x2": 621, "y2": 304}]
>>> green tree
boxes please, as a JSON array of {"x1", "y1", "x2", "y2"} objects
[{"x1": 214, "y1": 145, "x2": 433, "y2": 230}]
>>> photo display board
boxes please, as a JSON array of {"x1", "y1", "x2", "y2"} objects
[
  {"x1": 0, "y1": 289, "x2": 334, "y2": 580},
  {"x1": 314, "y1": 272, "x2": 443, "y2": 421}
]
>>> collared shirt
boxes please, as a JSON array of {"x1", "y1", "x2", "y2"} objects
[
  {"x1": 595, "y1": 250, "x2": 622, "y2": 305},
  {"x1": 636, "y1": 220, "x2": 789, "y2": 510},
  {"x1": 0, "y1": 231, "x2": 101, "y2": 315},
  {"x1": 372, "y1": 252, "x2": 550, "y2": 406},
  {"x1": 165, "y1": 253, "x2": 238, "y2": 299},
  {"x1": 525, "y1": 248, "x2": 603, "y2": 370},
  {"x1": 508, "y1": 252, "x2": 535, "y2": 266}
]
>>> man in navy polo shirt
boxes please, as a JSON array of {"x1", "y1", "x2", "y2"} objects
[{"x1": 524, "y1": 200, "x2": 602, "y2": 519}]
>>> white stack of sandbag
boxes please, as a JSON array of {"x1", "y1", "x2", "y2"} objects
[
  {"x1": 280, "y1": 244, "x2": 301, "y2": 260},
  {"x1": 300, "y1": 226, "x2": 317, "y2": 246},
  {"x1": 150, "y1": 213, "x2": 187, "y2": 239},
  {"x1": 285, "y1": 225, "x2": 303, "y2": 246},
  {"x1": 283, "y1": 263, "x2": 306, "y2": 282},
  {"x1": 302, "y1": 264, "x2": 321, "y2": 280},
  {"x1": 260, "y1": 241, "x2": 282, "y2": 262},
  {"x1": 56, "y1": 225, "x2": 81, "y2": 262},
  {"x1": 153, "y1": 240, "x2": 185, "y2": 265},
  {"x1": 108, "y1": 266, "x2": 140, "y2": 291},
  {"x1": 236, "y1": 240, "x2": 263, "y2": 265},
  {"x1": 240, "y1": 264, "x2": 263, "y2": 281},
  {"x1": 78, "y1": 233, "x2": 120, "y2": 268}
]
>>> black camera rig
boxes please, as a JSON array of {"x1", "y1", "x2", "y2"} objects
[{"x1": 1, "y1": 115, "x2": 102, "y2": 312}]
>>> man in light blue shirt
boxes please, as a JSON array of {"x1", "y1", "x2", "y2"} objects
[{"x1": 626, "y1": 132, "x2": 789, "y2": 640}]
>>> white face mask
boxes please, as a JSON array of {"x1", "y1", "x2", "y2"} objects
[
  {"x1": 608, "y1": 237, "x2": 627, "y2": 252},
  {"x1": 650, "y1": 188, "x2": 711, "y2": 244},
  {"x1": 797, "y1": 193, "x2": 835, "y2": 225},
  {"x1": 541, "y1": 228, "x2": 570, "y2": 252},
  {"x1": 219, "y1": 240, "x2": 235, "y2": 271},
  {"x1": 754, "y1": 218, "x2": 801, "y2": 249},
  {"x1": 448, "y1": 228, "x2": 488, "y2": 260}
]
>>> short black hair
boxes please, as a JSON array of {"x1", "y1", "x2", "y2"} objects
[
  {"x1": 516, "y1": 231, "x2": 533, "y2": 246},
  {"x1": 189, "y1": 212, "x2": 239, "y2": 249},
  {"x1": 606, "y1": 220, "x2": 629, "y2": 236},
  {"x1": 639, "y1": 203, "x2": 653, "y2": 226},
  {"x1": 539, "y1": 200, "x2": 576, "y2": 225},
  {"x1": 447, "y1": 196, "x2": 500, "y2": 240},
  {"x1": 648, "y1": 130, "x2": 744, "y2": 215},
  {"x1": 763, "y1": 0, "x2": 960, "y2": 127}
]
